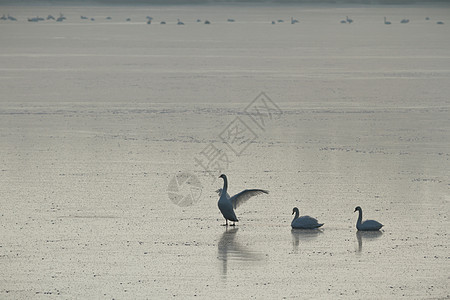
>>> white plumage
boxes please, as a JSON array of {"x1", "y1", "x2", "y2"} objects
[
  {"x1": 217, "y1": 174, "x2": 268, "y2": 226},
  {"x1": 291, "y1": 207, "x2": 324, "y2": 229},
  {"x1": 354, "y1": 206, "x2": 383, "y2": 231}
]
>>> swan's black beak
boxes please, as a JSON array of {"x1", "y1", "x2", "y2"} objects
[{"x1": 354, "y1": 208, "x2": 357, "y2": 212}]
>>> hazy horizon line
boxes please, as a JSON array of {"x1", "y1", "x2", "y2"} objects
[{"x1": 1, "y1": 0, "x2": 450, "y2": 6}]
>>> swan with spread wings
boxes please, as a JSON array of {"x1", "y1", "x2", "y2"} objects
[{"x1": 216, "y1": 174, "x2": 268, "y2": 226}]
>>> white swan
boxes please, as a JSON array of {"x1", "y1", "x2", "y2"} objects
[
  {"x1": 217, "y1": 174, "x2": 268, "y2": 226},
  {"x1": 354, "y1": 206, "x2": 383, "y2": 231},
  {"x1": 291, "y1": 207, "x2": 324, "y2": 229}
]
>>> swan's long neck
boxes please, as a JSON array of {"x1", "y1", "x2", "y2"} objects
[
  {"x1": 222, "y1": 176, "x2": 228, "y2": 193},
  {"x1": 357, "y1": 209, "x2": 363, "y2": 227},
  {"x1": 293, "y1": 209, "x2": 299, "y2": 220}
]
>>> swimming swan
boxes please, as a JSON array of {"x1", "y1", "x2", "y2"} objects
[
  {"x1": 354, "y1": 206, "x2": 383, "y2": 231},
  {"x1": 291, "y1": 207, "x2": 324, "y2": 229}
]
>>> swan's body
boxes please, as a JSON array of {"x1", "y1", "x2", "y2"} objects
[
  {"x1": 291, "y1": 207, "x2": 323, "y2": 229},
  {"x1": 354, "y1": 206, "x2": 383, "y2": 231},
  {"x1": 217, "y1": 174, "x2": 268, "y2": 226},
  {"x1": 56, "y1": 14, "x2": 65, "y2": 22}
]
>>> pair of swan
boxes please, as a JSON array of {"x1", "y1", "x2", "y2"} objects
[
  {"x1": 217, "y1": 174, "x2": 383, "y2": 231},
  {"x1": 291, "y1": 206, "x2": 383, "y2": 231}
]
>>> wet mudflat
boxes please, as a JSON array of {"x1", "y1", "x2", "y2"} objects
[{"x1": 0, "y1": 4, "x2": 449, "y2": 299}]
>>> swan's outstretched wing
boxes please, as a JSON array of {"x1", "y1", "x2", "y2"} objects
[{"x1": 230, "y1": 189, "x2": 268, "y2": 209}]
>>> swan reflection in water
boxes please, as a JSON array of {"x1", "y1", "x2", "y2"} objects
[
  {"x1": 217, "y1": 228, "x2": 261, "y2": 276},
  {"x1": 291, "y1": 228, "x2": 323, "y2": 253},
  {"x1": 356, "y1": 231, "x2": 383, "y2": 252}
]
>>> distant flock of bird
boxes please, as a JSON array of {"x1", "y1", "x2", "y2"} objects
[
  {"x1": 0, "y1": 13, "x2": 445, "y2": 25},
  {"x1": 217, "y1": 174, "x2": 383, "y2": 231}
]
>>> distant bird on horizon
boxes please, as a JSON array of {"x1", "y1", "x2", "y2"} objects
[
  {"x1": 56, "y1": 13, "x2": 65, "y2": 22},
  {"x1": 177, "y1": 19, "x2": 184, "y2": 25},
  {"x1": 291, "y1": 17, "x2": 299, "y2": 24},
  {"x1": 436, "y1": 21, "x2": 444, "y2": 25},
  {"x1": 28, "y1": 16, "x2": 44, "y2": 22},
  {"x1": 346, "y1": 16, "x2": 353, "y2": 23},
  {"x1": 384, "y1": 17, "x2": 391, "y2": 25}
]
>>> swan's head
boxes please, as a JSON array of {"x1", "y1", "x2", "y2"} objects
[
  {"x1": 292, "y1": 207, "x2": 299, "y2": 215},
  {"x1": 219, "y1": 174, "x2": 227, "y2": 180},
  {"x1": 354, "y1": 206, "x2": 362, "y2": 212}
]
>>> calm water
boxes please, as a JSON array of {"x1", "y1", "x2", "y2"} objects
[{"x1": 0, "y1": 4, "x2": 449, "y2": 299}]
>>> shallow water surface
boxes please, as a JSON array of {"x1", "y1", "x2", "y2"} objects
[{"x1": 0, "y1": 4, "x2": 449, "y2": 299}]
